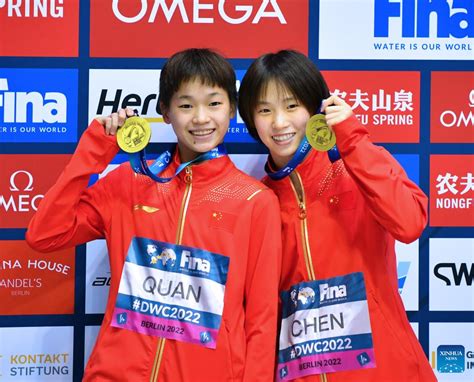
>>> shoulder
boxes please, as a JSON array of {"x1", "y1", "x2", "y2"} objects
[
  {"x1": 221, "y1": 165, "x2": 276, "y2": 203},
  {"x1": 96, "y1": 160, "x2": 136, "y2": 187}
]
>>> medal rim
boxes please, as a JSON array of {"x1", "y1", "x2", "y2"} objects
[
  {"x1": 305, "y1": 114, "x2": 336, "y2": 152},
  {"x1": 117, "y1": 116, "x2": 152, "y2": 153}
]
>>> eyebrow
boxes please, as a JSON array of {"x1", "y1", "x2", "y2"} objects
[
  {"x1": 177, "y1": 92, "x2": 223, "y2": 100},
  {"x1": 256, "y1": 96, "x2": 297, "y2": 105}
]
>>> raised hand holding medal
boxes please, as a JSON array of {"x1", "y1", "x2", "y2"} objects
[
  {"x1": 305, "y1": 97, "x2": 340, "y2": 164},
  {"x1": 322, "y1": 94, "x2": 354, "y2": 128},
  {"x1": 264, "y1": 97, "x2": 348, "y2": 181},
  {"x1": 306, "y1": 95, "x2": 354, "y2": 161},
  {"x1": 97, "y1": 107, "x2": 156, "y2": 177},
  {"x1": 96, "y1": 107, "x2": 136, "y2": 137}
]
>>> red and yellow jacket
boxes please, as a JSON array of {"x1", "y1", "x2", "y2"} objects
[
  {"x1": 263, "y1": 116, "x2": 436, "y2": 382},
  {"x1": 26, "y1": 120, "x2": 282, "y2": 382}
]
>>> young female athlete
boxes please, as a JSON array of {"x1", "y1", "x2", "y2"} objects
[
  {"x1": 27, "y1": 49, "x2": 281, "y2": 382},
  {"x1": 238, "y1": 50, "x2": 436, "y2": 382}
]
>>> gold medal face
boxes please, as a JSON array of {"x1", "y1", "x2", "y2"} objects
[
  {"x1": 117, "y1": 116, "x2": 151, "y2": 153},
  {"x1": 305, "y1": 114, "x2": 336, "y2": 152}
]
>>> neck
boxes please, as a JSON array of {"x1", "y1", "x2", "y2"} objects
[
  {"x1": 270, "y1": 154, "x2": 292, "y2": 171},
  {"x1": 177, "y1": 144, "x2": 200, "y2": 164}
]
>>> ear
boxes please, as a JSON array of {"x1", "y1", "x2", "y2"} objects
[
  {"x1": 160, "y1": 102, "x2": 171, "y2": 124},
  {"x1": 229, "y1": 104, "x2": 236, "y2": 119}
]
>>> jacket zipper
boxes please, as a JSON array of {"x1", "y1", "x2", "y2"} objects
[
  {"x1": 150, "y1": 166, "x2": 193, "y2": 382},
  {"x1": 289, "y1": 171, "x2": 316, "y2": 280},
  {"x1": 289, "y1": 170, "x2": 327, "y2": 382}
]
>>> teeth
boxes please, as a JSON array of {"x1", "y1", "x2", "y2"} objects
[
  {"x1": 191, "y1": 129, "x2": 214, "y2": 136},
  {"x1": 273, "y1": 133, "x2": 295, "y2": 142}
]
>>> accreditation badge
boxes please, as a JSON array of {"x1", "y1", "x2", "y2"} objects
[
  {"x1": 277, "y1": 272, "x2": 376, "y2": 380},
  {"x1": 111, "y1": 237, "x2": 230, "y2": 349}
]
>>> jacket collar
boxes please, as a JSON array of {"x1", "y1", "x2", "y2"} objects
[
  {"x1": 264, "y1": 149, "x2": 331, "y2": 195},
  {"x1": 162, "y1": 144, "x2": 235, "y2": 186}
]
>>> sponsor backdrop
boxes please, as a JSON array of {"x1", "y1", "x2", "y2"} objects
[{"x1": 0, "y1": 0, "x2": 472, "y2": 380}]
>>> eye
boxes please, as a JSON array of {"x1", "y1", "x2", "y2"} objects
[
  {"x1": 209, "y1": 101, "x2": 222, "y2": 107},
  {"x1": 257, "y1": 108, "x2": 271, "y2": 114},
  {"x1": 178, "y1": 104, "x2": 192, "y2": 109},
  {"x1": 287, "y1": 103, "x2": 299, "y2": 110}
]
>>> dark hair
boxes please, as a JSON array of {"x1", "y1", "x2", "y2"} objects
[
  {"x1": 238, "y1": 50, "x2": 330, "y2": 141},
  {"x1": 158, "y1": 48, "x2": 237, "y2": 114}
]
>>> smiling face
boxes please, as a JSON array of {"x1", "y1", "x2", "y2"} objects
[
  {"x1": 162, "y1": 79, "x2": 235, "y2": 163},
  {"x1": 253, "y1": 80, "x2": 311, "y2": 169}
]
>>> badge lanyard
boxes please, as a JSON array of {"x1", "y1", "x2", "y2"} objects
[{"x1": 129, "y1": 144, "x2": 227, "y2": 183}]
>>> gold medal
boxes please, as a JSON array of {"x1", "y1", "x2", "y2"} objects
[
  {"x1": 305, "y1": 114, "x2": 336, "y2": 152},
  {"x1": 117, "y1": 116, "x2": 151, "y2": 153}
]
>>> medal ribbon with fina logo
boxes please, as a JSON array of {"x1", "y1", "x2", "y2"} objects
[
  {"x1": 265, "y1": 109, "x2": 341, "y2": 181},
  {"x1": 117, "y1": 111, "x2": 227, "y2": 183}
]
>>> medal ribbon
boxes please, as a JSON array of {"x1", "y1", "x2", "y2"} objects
[
  {"x1": 264, "y1": 137, "x2": 312, "y2": 180},
  {"x1": 129, "y1": 144, "x2": 227, "y2": 183}
]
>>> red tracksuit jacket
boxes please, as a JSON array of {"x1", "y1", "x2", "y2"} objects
[
  {"x1": 263, "y1": 116, "x2": 437, "y2": 382},
  {"x1": 26, "y1": 120, "x2": 282, "y2": 382}
]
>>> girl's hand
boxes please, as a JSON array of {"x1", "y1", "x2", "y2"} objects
[
  {"x1": 321, "y1": 95, "x2": 353, "y2": 127},
  {"x1": 95, "y1": 107, "x2": 135, "y2": 135}
]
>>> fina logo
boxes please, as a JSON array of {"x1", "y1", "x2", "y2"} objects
[
  {"x1": 0, "y1": 78, "x2": 67, "y2": 124},
  {"x1": 0, "y1": 0, "x2": 64, "y2": 18},
  {"x1": 374, "y1": 0, "x2": 473, "y2": 38},
  {"x1": 0, "y1": 170, "x2": 44, "y2": 212},
  {"x1": 319, "y1": 282, "x2": 347, "y2": 302},
  {"x1": 180, "y1": 250, "x2": 210, "y2": 273},
  {"x1": 112, "y1": 0, "x2": 286, "y2": 24}
]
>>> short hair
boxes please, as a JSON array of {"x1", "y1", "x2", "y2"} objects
[
  {"x1": 158, "y1": 48, "x2": 237, "y2": 114},
  {"x1": 238, "y1": 50, "x2": 330, "y2": 141}
]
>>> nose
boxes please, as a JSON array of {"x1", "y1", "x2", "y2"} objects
[
  {"x1": 272, "y1": 111, "x2": 289, "y2": 130},
  {"x1": 192, "y1": 106, "x2": 211, "y2": 125}
]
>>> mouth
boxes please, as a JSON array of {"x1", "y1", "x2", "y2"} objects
[
  {"x1": 190, "y1": 128, "x2": 215, "y2": 137},
  {"x1": 272, "y1": 132, "x2": 296, "y2": 143}
]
